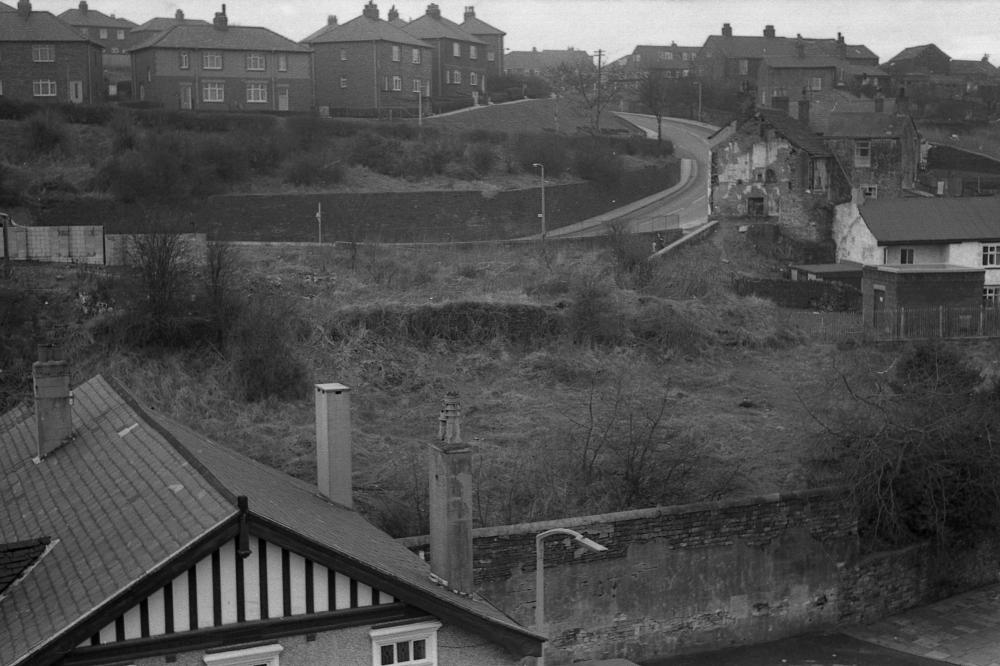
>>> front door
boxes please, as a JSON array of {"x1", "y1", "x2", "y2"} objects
[
  {"x1": 69, "y1": 80, "x2": 83, "y2": 103},
  {"x1": 277, "y1": 85, "x2": 289, "y2": 111},
  {"x1": 179, "y1": 84, "x2": 193, "y2": 110}
]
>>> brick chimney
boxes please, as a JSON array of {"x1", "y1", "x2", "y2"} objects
[
  {"x1": 798, "y1": 97, "x2": 810, "y2": 125},
  {"x1": 79, "y1": 0, "x2": 88, "y2": 14},
  {"x1": 763, "y1": 24, "x2": 775, "y2": 38},
  {"x1": 175, "y1": 8, "x2": 184, "y2": 20},
  {"x1": 837, "y1": 32, "x2": 847, "y2": 59},
  {"x1": 315, "y1": 383, "x2": 353, "y2": 508},
  {"x1": 362, "y1": 1, "x2": 379, "y2": 19},
  {"x1": 464, "y1": 5, "x2": 474, "y2": 21},
  {"x1": 429, "y1": 393, "x2": 473, "y2": 594},
  {"x1": 796, "y1": 36, "x2": 806, "y2": 58},
  {"x1": 388, "y1": 5, "x2": 399, "y2": 21},
  {"x1": 33, "y1": 345, "x2": 73, "y2": 460},
  {"x1": 426, "y1": 3, "x2": 441, "y2": 19},
  {"x1": 327, "y1": 14, "x2": 338, "y2": 25},
  {"x1": 213, "y1": 3, "x2": 228, "y2": 30},
  {"x1": 722, "y1": 22, "x2": 732, "y2": 37},
  {"x1": 16, "y1": 0, "x2": 30, "y2": 17},
  {"x1": 874, "y1": 94, "x2": 885, "y2": 113}
]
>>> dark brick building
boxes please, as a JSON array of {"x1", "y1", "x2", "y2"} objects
[
  {"x1": 821, "y1": 113, "x2": 921, "y2": 200},
  {"x1": 459, "y1": 6, "x2": 504, "y2": 80},
  {"x1": 402, "y1": 3, "x2": 487, "y2": 105},
  {"x1": 58, "y1": 1, "x2": 137, "y2": 98},
  {"x1": 0, "y1": 0, "x2": 104, "y2": 104},
  {"x1": 130, "y1": 5, "x2": 312, "y2": 112},
  {"x1": 303, "y1": 2, "x2": 433, "y2": 118}
]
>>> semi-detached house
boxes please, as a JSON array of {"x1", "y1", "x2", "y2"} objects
[
  {"x1": 130, "y1": 5, "x2": 311, "y2": 112},
  {"x1": 402, "y1": 3, "x2": 487, "y2": 105}
]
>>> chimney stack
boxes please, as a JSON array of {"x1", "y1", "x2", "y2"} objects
[
  {"x1": 426, "y1": 3, "x2": 441, "y2": 19},
  {"x1": 79, "y1": 1, "x2": 88, "y2": 13},
  {"x1": 315, "y1": 383, "x2": 352, "y2": 508},
  {"x1": 175, "y1": 8, "x2": 184, "y2": 20},
  {"x1": 388, "y1": 5, "x2": 399, "y2": 21},
  {"x1": 763, "y1": 25, "x2": 775, "y2": 38},
  {"x1": 795, "y1": 36, "x2": 806, "y2": 59},
  {"x1": 327, "y1": 14, "x2": 338, "y2": 25},
  {"x1": 464, "y1": 5, "x2": 474, "y2": 21},
  {"x1": 797, "y1": 97, "x2": 810, "y2": 125},
  {"x1": 213, "y1": 3, "x2": 228, "y2": 29},
  {"x1": 16, "y1": 0, "x2": 30, "y2": 17},
  {"x1": 362, "y1": 1, "x2": 379, "y2": 20},
  {"x1": 428, "y1": 393, "x2": 473, "y2": 595},
  {"x1": 722, "y1": 22, "x2": 732, "y2": 38},
  {"x1": 33, "y1": 345, "x2": 73, "y2": 460}
]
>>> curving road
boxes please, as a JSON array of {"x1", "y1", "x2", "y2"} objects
[{"x1": 541, "y1": 114, "x2": 715, "y2": 239}]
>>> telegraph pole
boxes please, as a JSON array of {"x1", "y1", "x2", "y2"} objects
[{"x1": 594, "y1": 49, "x2": 604, "y2": 131}]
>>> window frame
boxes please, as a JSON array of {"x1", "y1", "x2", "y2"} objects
[
  {"x1": 202, "y1": 80, "x2": 225, "y2": 103},
  {"x1": 32, "y1": 79, "x2": 57, "y2": 97},
  {"x1": 202, "y1": 51, "x2": 223, "y2": 70},
  {"x1": 277, "y1": 54, "x2": 288, "y2": 71},
  {"x1": 453, "y1": 42, "x2": 461, "y2": 57},
  {"x1": 32, "y1": 44, "x2": 55, "y2": 62},
  {"x1": 738, "y1": 58, "x2": 749, "y2": 75},
  {"x1": 453, "y1": 70, "x2": 462, "y2": 84},
  {"x1": 117, "y1": 29, "x2": 125, "y2": 40},
  {"x1": 99, "y1": 28, "x2": 108, "y2": 39},
  {"x1": 985, "y1": 286, "x2": 1000, "y2": 306},
  {"x1": 392, "y1": 75, "x2": 402, "y2": 91},
  {"x1": 246, "y1": 52, "x2": 266, "y2": 71},
  {"x1": 341, "y1": 48, "x2": 348, "y2": 61},
  {"x1": 983, "y1": 244, "x2": 1000, "y2": 267},
  {"x1": 809, "y1": 76, "x2": 823, "y2": 91},
  {"x1": 246, "y1": 81, "x2": 268, "y2": 103},
  {"x1": 411, "y1": 48, "x2": 421, "y2": 64},
  {"x1": 179, "y1": 51, "x2": 190, "y2": 70},
  {"x1": 470, "y1": 45, "x2": 478, "y2": 60},
  {"x1": 470, "y1": 72, "x2": 478, "y2": 86},
  {"x1": 370, "y1": 620, "x2": 441, "y2": 666},
  {"x1": 392, "y1": 45, "x2": 401, "y2": 62},
  {"x1": 412, "y1": 78, "x2": 422, "y2": 93},
  {"x1": 204, "y1": 644, "x2": 283, "y2": 666},
  {"x1": 854, "y1": 140, "x2": 872, "y2": 168},
  {"x1": 861, "y1": 184, "x2": 878, "y2": 200},
  {"x1": 340, "y1": 76, "x2": 348, "y2": 88},
  {"x1": 487, "y1": 50, "x2": 495, "y2": 62},
  {"x1": 899, "y1": 247, "x2": 915, "y2": 265}
]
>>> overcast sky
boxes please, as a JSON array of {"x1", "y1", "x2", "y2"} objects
[{"x1": 28, "y1": 0, "x2": 1000, "y2": 64}]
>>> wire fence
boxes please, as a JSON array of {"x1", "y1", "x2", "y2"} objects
[{"x1": 777, "y1": 306, "x2": 1000, "y2": 343}]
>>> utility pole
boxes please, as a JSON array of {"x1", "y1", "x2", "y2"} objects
[{"x1": 594, "y1": 49, "x2": 604, "y2": 131}]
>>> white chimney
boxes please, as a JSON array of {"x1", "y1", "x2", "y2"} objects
[
  {"x1": 315, "y1": 383, "x2": 352, "y2": 508},
  {"x1": 33, "y1": 345, "x2": 73, "y2": 460}
]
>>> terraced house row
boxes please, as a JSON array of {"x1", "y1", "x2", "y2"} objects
[{"x1": 0, "y1": 0, "x2": 505, "y2": 116}]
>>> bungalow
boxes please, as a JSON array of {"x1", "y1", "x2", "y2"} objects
[{"x1": 0, "y1": 348, "x2": 544, "y2": 666}]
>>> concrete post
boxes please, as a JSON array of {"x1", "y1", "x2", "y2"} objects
[{"x1": 429, "y1": 392, "x2": 473, "y2": 594}]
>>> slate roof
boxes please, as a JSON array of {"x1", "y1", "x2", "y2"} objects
[
  {"x1": 0, "y1": 375, "x2": 541, "y2": 666},
  {"x1": 859, "y1": 196, "x2": 1000, "y2": 244},
  {"x1": 505, "y1": 49, "x2": 592, "y2": 72},
  {"x1": 58, "y1": 6, "x2": 136, "y2": 28},
  {"x1": 755, "y1": 108, "x2": 831, "y2": 156},
  {"x1": 628, "y1": 44, "x2": 700, "y2": 71},
  {"x1": 0, "y1": 9, "x2": 97, "y2": 42},
  {"x1": 303, "y1": 13, "x2": 429, "y2": 48},
  {"x1": 132, "y1": 23, "x2": 311, "y2": 53},
  {"x1": 824, "y1": 112, "x2": 914, "y2": 138},
  {"x1": 702, "y1": 34, "x2": 878, "y2": 62},
  {"x1": 950, "y1": 59, "x2": 997, "y2": 77},
  {"x1": 0, "y1": 538, "x2": 50, "y2": 597},
  {"x1": 460, "y1": 11, "x2": 503, "y2": 36},
  {"x1": 0, "y1": 1, "x2": 16, "y2": 11},
  {"x1": 403, "y1": 11, "x2": 485, "y2": 44},
  {"x1": 887, "y1": 43, "x2": 949, "y2": 64},
  {"x1": 130, "y1": 16, "x2": 210, "y2": 34}
]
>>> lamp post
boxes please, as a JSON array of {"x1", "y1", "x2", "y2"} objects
[
  {"x1": 694, "y1": 80, "x2": 702, "y2": 122},
  {"x1": 531, "y1": 162, "x2": 546, "y2": 245},
  {"x1": 535, "y1": 528, "x2": 607, "y2": 666}
]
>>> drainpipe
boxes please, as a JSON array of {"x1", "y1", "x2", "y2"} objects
[{"x1": 373, "y1": 40, "x2": 379, "y2": 117}]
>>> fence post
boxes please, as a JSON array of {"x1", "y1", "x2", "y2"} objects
[
  {"x1": 980, "y1": 307, "x2": 985, "y2": 337},
  {"x1": 899, "y1": 307, "x2": 905, "y2": 340},
  {"x1": 939, "y1": 306, "x2": 944, "y2": 338}
]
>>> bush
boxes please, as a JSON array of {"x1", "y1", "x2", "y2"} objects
[
  {"x1": 284, "y1": 153, "x2": 344, "y2": 187},
  {"x1": 231, "y1": 295, "x2": 309, "y2": 401},
  {"x1": 197, "y1": 135, "x2": 249, "y2": 184},
  {"x1": 466, "y1": 142, "x2": 496, "y2": 177},
  {"x1": 565, "y1": 276, "x2": 625, "y2": 345},
  {"x1": 462, "y1": 128, "x2": 507, "y2": 144},
  {"x1": 0, "y1": 98, "x2": 40, "y2": 120},
  {"x1": 349, "y1": 131, "x2": 403, "y2": 175},
  {"x1": 24, "y1": 110, "x2": 69, "y2": 154},
  {"x1": 59, "y1": 104, "x2": 115, "y2": 125},
  {"x1": 513, "y1": 133, "x2": 569, "y2": 175},
  {"x1": 573, "y1": 141, "x2": 624, "y2": 186},
  {"x1": 110, "y1": 111, "x2": 138, "y2": 153},
  {"x1": 242, "y1": 131, "x2": 290, "y2": 174}
]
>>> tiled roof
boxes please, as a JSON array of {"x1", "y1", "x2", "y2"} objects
[
  {"x1": 824, "y1": 112, "x2": 914, "y2": 138},
  {"x1": 0, "y1": 9, "x2": 95, "y2": 42},
  {"x1": 130, "y1": 16, "x2": 210, "y2": 34},
  {"x1": 303, "y1": 14, "x2": 429, "y2": 48},
  {"x1": 860, "y1": 196, "x2": 1000, "y2": 244},
  {"x1": 887, "y1": 43, "x2": 947, "y2": 64},
  {"x1": 403, "y1": 12, "x2": 485, "y2": 44},
  {"x1": 703, "y1": 34, "x2": 878, "y2": 62},
  {"x1": 1, "y1": 375, "x2": 541, "y2": 665},
  {"x1": 505, "y1": 49, "x2": 591, "y2": 72},
  {"x1": 950, "y1": 59, "x2": 997, "y2": 77},
  {"x1": 0, "y1": 538, "x2": 50, "y2": 597},
  {"x1": 460, "y1": 13, "x2": 503, "y2": 36},
  {"x1": 132, "y1": 23, "x2": 311, "y2": 53},
  {"x1": 0, "y1": 1, "x2": 16, "y2": 11},
  {"x1": 756, "y1": 108, "x2": 831, "y2": 156},
  {"x1": 58, "y1": 6, "x2": 136, "y2": 29}
]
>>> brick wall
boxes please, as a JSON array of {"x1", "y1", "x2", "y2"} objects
[
  {"x1": 0, "y1": 42, "x2": 103, "y2": 104},
  {"x1": 733, "y1": 277, "x2": 861, "y2": 311},
  {"x1": 312, "y1": 41, "x2": 433, "y2": 113}
]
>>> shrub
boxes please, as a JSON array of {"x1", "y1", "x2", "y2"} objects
[
  {"x1": 0, "y1": 98, "x2": 39, "y2": 120},
  {"x1": 24, "y1": 110, "x2": 69, "y2": 154},
  {"x1": 110, "y1": 111, "x2": 138, "y2": 153},
  {"x1": 462, "y1": 128, "x2": 507, "y2": 144},
  {"x1": 243, "y1": 131, "x2": 289, "y2": 174},
  {"x1": 230, "y1": 295, "x2": 309, "y2": 401},
  {"x1": 197, "y1": 135, "x2": 249, "y2": 184},
  {"x1": 605, "y1": 222, "x2": 654, "y2": 289},
  {"x1": 59, "y1": 104, "x2": 115, "y2": 125},
  {"x1": 284, "y1": 153, "x2": 344, "y2": 187},
  {"x1": 514, "y1": 133, "x2": 568, "y2": 175},
  {"x1": 573, "y1": 141, "x2": 624, "y2": 186},
  {"x1": 565, "y1": 276, "x2": 625, "y2": 345},
  {"x1": 349, "y1": 131, "x2": 403, "y2": 175},
  {"x1": 466, "y1": 142, "x2": 496, "y2": 177}
]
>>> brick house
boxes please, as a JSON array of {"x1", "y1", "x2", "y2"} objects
[
  {"x1": 459, "y1": 6, "x2": 503, "y2": 81},
  {"x1": 709, "y1": 107, "x2": 851, "y2": 241},
  {"x1": 819, "y1": 112, "x2": 921, "y2": 200},
  {"x1": 504, "y1": 47, "x2": 591, "y2": 78},
  {"x1": 0, "y1": 0, "x2": 104, "y2": 104},
  {"x1": 620, "y1": 43, "x2": 700, "y2": 79},
  {"x1": 402, "y1": 3, "x2": 487, "y2": 105},
  {"x1": 57, "y1": 1, "x2": 137, "y2": 97},
  {"x1": 129, "y1": 9, "x2": 210, "y2": 45},
  {"x1": 885, "y1": 43, "x2": 951, "y2": 77},
  {"x1": 130, "y1": 5, "x2": 312, "y2": 112},
  {"x1": 302, "y1": 2, "x2": 432, "y2": 118},
  {"x1": 1, "y1": 351, "x2": 544, "y2": 666}
]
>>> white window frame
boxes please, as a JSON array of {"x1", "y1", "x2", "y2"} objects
[
  {"x1": 340, "y1": 76, "x2": 348, "y2": 88},
  {"x1": 246, "y1": 82, "x2": 268, "y2": 103},
  {"x1": 32, "y1": 79, "x2": 57, "y2": 97},
  {"x1": 453, "y1": 70, "x2": 461, "y2": 84},
  {"x1": 204, "y1": 644, "x2": 283, "y2": 666},
  {"x1": 854, "y1": 140, "x2": 871, "y2": 168},
  {"x1": 32, "y1": 45, "x2": 55, "y2": 62},
  {"x1": 179, "y1": 51, "x2": 190, "y2": 69},
  {"x1": 412, "y1": 78, "x2": 422, "y2": 93},
  {"x1": 810, "y1": 76, "x2": 822, "y2": 91},
  {"x1": 899, "y1": 247, "x2": 915, "y2": 265},
  {"x1": 117, "y1": 29, "x2": 125, "y2": 40},
  {"x1": 99, "y1": 28, "x2": 108, "y2": 39},
  {"x1": 202, "y1": 80, "x2": 225, "y2": 103},
  {"x1": 738, "y1": 58, "x2": 748, "y2": 75},
  {"x1": 340, "y1": 48, "x2": 348, "y2": 61},
  {"x1": 392, "y1": 45, "x2": 401, "y2": 62},
  {"x1": 983, "y1": 244, "x2": 1000, "y2": 267},
  {"x1": 985, "y1": 286, "x2": 1000, "y2": 305},
  {"x1": 453, "y1": 42, "x2": 461, "y2": 57},
  {"x1": 246, "y1": 53, "x2": 266, "y2": 71},
  {"x1": 470, "y1": 45, "x2": 478, "y2": 60},
  {"x1": 370, "y1": 620, "x2": 440, "y2": 666},
  {"x1": 203, "y1": 52, "x2": 223, "y2": 70},
  {"x1": 487, "y1": 50, "x2": 495, "y2": 62},
  {"x1": 392, "y1": 76, "x2": 402, "y2": 91},
  {"x1": 411, "y1": 48, "x2": 421, "y2": 64},
  {"x1": 861, "y1": 184, "x2": 878, "y2": 199},
  {"x1": 470, "y1": 72, "x2": 477, "y2": 86}
]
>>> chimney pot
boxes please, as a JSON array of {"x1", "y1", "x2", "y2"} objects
[
  {"x1": 175, "y1": 8, "x2": 184, "y2": 20},
  {"x1": 464, "y1": 5, "x2": 474, "y2": 20},
  {"x1": 426, "y1": 3, "x2": 441, "y2": 18},
  {"x1": 429, "y1": 393, "x2": 473, "y2": 595},
  {"x1": 363, "y1": 1, "x2": 379, "y2": 20},
  {"x1": 315, "y1": 383, "x2": 353, "y2": 508},
  {"x1": 33, "y1": 345, "x2": 73, "y2": 460},
  {"x1": 388, "y1": 5, "x2": 399, "y2": 21},
  {"x1": 79, "y1": 0, "x2": 88, "y2": 13},
  {"x1": 722, "y1": 22, "x2": 732, "y2": 38},
  {"x1": 213, "y1": 3, "x2": 228, "y2": 29},
  {"x1": 764, "y1": 24, "x2": 775, "y2": 38},
  {"x1": 327, "y1": 14, "x2": 337, "y2": 25}
]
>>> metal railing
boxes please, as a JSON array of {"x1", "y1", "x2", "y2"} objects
[{"x1": 871, "y1": 305, "x2": 1000, "y2": 341}]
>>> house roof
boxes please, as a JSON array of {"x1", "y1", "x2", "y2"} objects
[
  {"x1": 0, "y1": 538, "x2": 50, "y2": 597},
  {"x1": 755, "y1": 108, "x2": 831, "y2": 156},
  {"x1": 505, "y1": 49, "x2": 592, "y2": 72},
  {"x1": 132, "y1": 23, "x2": 311, "y2": 53},
  {"x1": 302, "y1": 14, "x2": 429, "y2": 48},
  {"x1": 403, "y1": 10, "x2": 485, "y2": 44},
  {"x1": 0, "y1": 9, "x2": 98, "y2": 42},
  {"x1": 0, "y1": 2, "x2": 14, "y2": 11},
  {"x1": 460, "y1": 10, "x2": 503, "y2": 36},
  {"x1": 702, "y1": 34, "x2": 877, "y2": 62},
  {"x1": 130, "y1": 16, "x2": 210, "y2": 34},
  {"x1": 58, "y1": 5, "x2": 136, "y2": 29},
  {"x1": 950, "y1": 59, "x2": 997, "y2": 77},
  {"x1": 887, "y1": 43, "x2": 949, "y2": 64},
  {"x1": 824, "y1": 112, "x2": 914, "y2": 138},
  {"x1": 859, "y1": 196, "x2": 1000, "y2": 244},
  {"x1": 0, "y1": 375, "x2": 542, "y2": 666}
]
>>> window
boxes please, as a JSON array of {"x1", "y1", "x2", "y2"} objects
[
  {"x1": 117, "y1": 29, "x2": 125, "y2": 40},
  {"x1": 861, "y1": 184, "x2": 878, "y2": 199},
  {"x1": 203, "y1": 52, "x2": 223, "y2": 70},
  {"x1": 985, "y1": 286, "x2": 1000, "y2": 305},
  {"x1": 32, "y1": 45, "x2": 55, "y2": 62},
  {"x1": 453, "y1": 70, "x2": 461, "y2": 84},
  {"x1": 470, "y1": 72, "x2": 477, "y2": 86},
  {"x1": 738, "y1": 58, "x2": 748, "y2": 75},
  {"x1": 411, "y1": 48, "x2": 421, "y2": 64},
  {"x1": 340, "y1": 76, "x2": 347, "y2": 88},
  {"x1": 246, "y1": 53, "x2": 266, "y2": 71},
  {"x1": 412, "y1": 78, "x2": 422, "y2": 93},
  {"x1": 809, "y1": 76, "x2": 822, "y2": 91},
  {"x1": 179, "y1": 51, "x2": 190, "y2": 69},
  {"x1": 984, "y1": 244, "x2": 1000, "y2": 266},
  {"x1": 487, "y1": 50, "x2": 494, "y2": 62},
  {"x1": 32, "y1": 80, "x2": 56, "y2": 97},
  {"x1": 246, "y1": 82, "x2": 268, "y2": 103},
  {"x1": 453, "y1": 42, "x2": 461, "y2": 57},
  {"x1": 470, "y1": 45, "x2": 478, "y2": 59},
  {"x1": 340, "y1": 48, "x2": 348, "y2": 61},
  {"x1": 683, "y1": 52, "x2": 691, "y2": 61},
  {"x1": 370, "y1": 621, "x2": 440, "y2": 666},
  {"x1": 203, "y1": 644, "x2": 283, "y2": 666},
  {"x1": 392, "y1": 45, "x2": 401, "y2": 62},
  {"x1": 660, "y1": 51, "x2": 672, "y2": 60},
  {"x1": 771, "y1": 87, "x2": 787, "y2": 99},
  {"x1": 445, "y1": 70, "x2": 451, "y2": 84},
  {"x1": 277, "y1": 54, "x2": 287, "y2": 71},
  {"x1": 0, "y1": 81, "x2": 4, "y2": 96},
  {"x1": 900, "y1": 248, "x2": 914, "y2": 264},
  {"x1": 202, "y1": 81, "x2": 225, "y2": 102},
  {"x1": 99, "y1": 28, "x2": 108, "y2": 39},
  {"x1": 854, "y1": 140, "x2": 871, "y2": 168},
  {"x1": 81, "y1": 27, "x2": 88, "y2": 36},
  {"x1": 392, "y1": 76, "x2": 402, "y2": 91}
]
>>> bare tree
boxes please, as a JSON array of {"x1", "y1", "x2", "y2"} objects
[
  {"x1": 636, "y1": 70, "x2": 671, "y2": 144},
  {"x1": 550, "y1": 55, "x2": 629, "y2": 133}
]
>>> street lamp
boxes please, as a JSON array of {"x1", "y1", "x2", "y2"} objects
[
  {"x1": 694, "y1": 80, "x2": 702, "y2": 122},
  {"x1": 531, "y1": 162, "x2": 546, "y2": 244},
  {"x1": 535, "y1": 528, "x2": 607, "y2": 666}
]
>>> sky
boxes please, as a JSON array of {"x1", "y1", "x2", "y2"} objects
[{"x1": 27, "y1": 0, "x2": 1000, "y2": 65}]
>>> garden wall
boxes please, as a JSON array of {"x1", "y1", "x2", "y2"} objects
[
  {"x1": 732, "y1": 277, "x2": 861, "y2": 311},
  {"x1": 33, "y1": 164, "x2": 679, "y2": 244}
]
